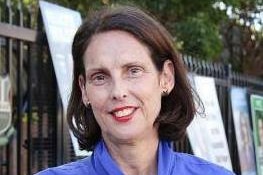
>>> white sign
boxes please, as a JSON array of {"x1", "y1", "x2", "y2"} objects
[
  {"x1": 39, "y1": 0, "x2": 81, "y2": 110},
  {"x1": 187, "y1": 75, "x2": 233, "y2": 171},
  {"x1": 0, "y1": 75, "x2": 12, "y2": 135},
  {"x1": 39, "y1": 1, "x2": 89, "y2": 156},
  {"x1": 231, "y1": 87, "x2": 256, "y2": 175}
]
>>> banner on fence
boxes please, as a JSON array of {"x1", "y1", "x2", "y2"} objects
[
  {"x1": 39, "y1": 0, "x2": 81, "y2": 110},
  {"x1": 250, "y1": 95, "x2": 263, "y2": 175},
  {"x1": 231, "y1": 87, "x2": 256, "y2": 175},
  {"x1": 0, "y1": 75, "x2": 12, "y2": 136},
  {"x1": 187, "y1": 75, "x2": 233, "y2": 171},
  {"x1": 39, "y1": 1, "x2": 88, "y2": 156}
]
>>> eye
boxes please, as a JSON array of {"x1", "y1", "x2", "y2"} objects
[
  {"x1": 128, "y1": 66, "x2": 144, "y2": 78},
  {"x1": 90, "y1": 73, "x2": 108, "y2": 86}
]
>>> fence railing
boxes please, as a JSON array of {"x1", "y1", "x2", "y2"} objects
[{"x1": 181, "y1": 54, "x2": 262, "y2": 174}]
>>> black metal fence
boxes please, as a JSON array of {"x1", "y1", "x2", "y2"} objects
[
  {"x1": 0, "y1": 1, "x2": 262, "y2": 175},
  {"x1": 0, "y1": 0, "x2": 58, "y2": 175},
  {"x1": 180, "y1": 55, "x2": 263, "y2": 174}
]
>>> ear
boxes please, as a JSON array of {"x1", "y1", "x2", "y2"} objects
[
  {"x1": 160, "y1": 60, "x2": 175, "y2": 94},
  {"x1": 78, "y1": 75, "x2": 89, "y2": 105}
]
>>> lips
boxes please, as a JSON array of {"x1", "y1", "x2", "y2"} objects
[{"x1": 109, "y1": 106, "x2": 138, "y2": 122}]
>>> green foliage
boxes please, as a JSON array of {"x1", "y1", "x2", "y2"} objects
[
  {"x1": 175, "y1": 13, "x2": 223, "y2": 60},
  {"x1": 145, "y1": 0, "x2": 227, "y2": 60},
  {"x1": 20, "y1": 0, "x2": 263, "y2": 75}
]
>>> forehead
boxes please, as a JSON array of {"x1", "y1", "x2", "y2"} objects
[{"x1": 83, "y1": 30, "x2": 152, "y2": 68}]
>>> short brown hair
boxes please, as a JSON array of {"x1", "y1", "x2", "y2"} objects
[{"x1": 68, "y1": 5, "x2": 198, "y2": 151}]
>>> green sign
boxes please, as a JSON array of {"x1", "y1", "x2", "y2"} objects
[{"x1": 251, "y1": 95, "x2": 263, "y2": 175}]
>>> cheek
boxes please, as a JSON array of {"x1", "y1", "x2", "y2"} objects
[
  {"x1": 87, "y1": 87, "x2": 109, "y2": 110},
  {"x1": 87, "y1": 89, "x2": 108, "y2": 127},
  {"x1": 136, "y1": 76, "x2": 161, "y2": 98},
  {"x1": 130, "y1": 79, "x2": 162, "y2": 115}
]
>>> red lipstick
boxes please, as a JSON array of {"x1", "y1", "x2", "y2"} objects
[{"x1": 110, "y1": 106, "x2": 137, "y2": 123}]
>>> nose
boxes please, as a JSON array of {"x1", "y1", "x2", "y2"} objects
[{"x1": 110, "y1": 78, "x2": 128, "y2": 101}]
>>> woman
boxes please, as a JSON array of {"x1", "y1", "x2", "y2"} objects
[{"x1": 36, "y1": 5, "x2": 235, "y2": 175}]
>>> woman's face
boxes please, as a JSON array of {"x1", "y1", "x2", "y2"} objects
[{"x1": 79, "y1": 30, "x2": 174, "y2": 143}]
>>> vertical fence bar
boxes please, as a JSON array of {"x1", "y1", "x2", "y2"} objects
[
  {"x1": 27, "y1": 9, "x2": 32, "y2": 175},
  {"x1": 5, "y1": 0, "x2": 12, "y2": 74},
  {"x1": 37, "y1": 12, "x2": 44, "y2": 170},
  {"x1": 16, "y1": 2, "x2": 23, "y2": 175},
  {"x1": 225, "y1": 64, "x2": 236, "y2": 172},
  {"x1": 0, "y1": 148, "x2": 2, "y2": 175},
  {"x1": 56, "y1": 91, "x2": 63, "y2": 165},
  {"x1": 0, "y1": 1, "x2": 7, "y2": 75},
  {"x1": 26, "y1": 46, "x2": 32, "y2": 174},
  {"x1": 27, "y1": 34, "x2": 32, "y2": 175}
]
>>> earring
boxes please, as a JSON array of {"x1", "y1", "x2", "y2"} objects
[
  {"x1": 162, "y1": 89, "x2": 169, "y2": 96},
  {"x1": 84, "y1": 101, "x2": 91, "y2": 108}
]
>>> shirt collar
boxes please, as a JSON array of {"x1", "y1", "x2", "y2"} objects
[{"x1": 92, "y1": 140, "x2": 174, "y2": 175}]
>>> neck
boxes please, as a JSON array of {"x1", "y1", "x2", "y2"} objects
[{"x1": 103, "y1": 133, "x2": 159, "y2": 175}]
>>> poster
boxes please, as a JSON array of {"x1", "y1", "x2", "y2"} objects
[
  {"x1": 0, "y1": 75, "x2": 12, "y2": 135},
  {"x1": 251, "y1": 95, "x2": 263, "y2": 175},
  {"x1": 39, "y1": 1, "x2": 88, "y2": 156},
  {"x1": 187, "y1": 75, "x2": 233, "y2": 171},
  {"x1": 39, "y1": 0, "x2": 81, "y2": 110},
  {"x1": 231, "y1": 87, "x2": 256, "y2": 175}
]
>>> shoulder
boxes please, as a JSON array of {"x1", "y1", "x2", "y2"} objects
[
  {"x1": 34, "y1": 157, "x2": 92, "y2": 175},
  {"x1": 171, "y1": 152, "x2": 235, "y2": 175}
]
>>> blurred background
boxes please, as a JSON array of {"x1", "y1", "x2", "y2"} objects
[{"x1": 24, "y1": 0, "x2": 263, "y2": 76}]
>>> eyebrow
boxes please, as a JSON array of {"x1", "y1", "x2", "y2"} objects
[
  {"x1": 122, "y1": 61, "x2": 144, "y2": 68},
  {"x1": 85, "y1": 67, "x2": 110, "y2": 77},
  {"x1": 86, "y1": 59, "x2": 150, "y2": 77},
  {"x1": 87, "y1": 61, "x2": 145, "y2": 70}
]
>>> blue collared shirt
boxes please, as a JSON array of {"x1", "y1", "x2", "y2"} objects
[{"x1": 36, "y1": 140, "x2": 235, "y2": 175}]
